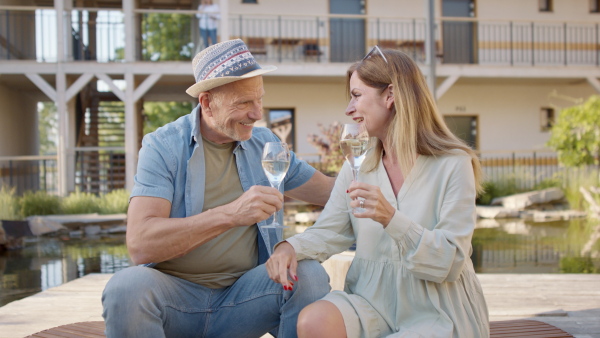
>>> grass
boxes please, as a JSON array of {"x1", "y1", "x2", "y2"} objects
[
  {"x1": 0, "y1": 189, "x2": 129, "y2": 220},
  {"x1": 0, "y1": 186, "x2": 20, "y2": 220}
]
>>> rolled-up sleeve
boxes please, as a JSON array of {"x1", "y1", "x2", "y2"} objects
[{"x1": 130, "y1": 133, "x2": 176, "y2": 203}]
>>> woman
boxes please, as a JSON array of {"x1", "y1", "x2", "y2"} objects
[{"x1": 266, "y1": 47, "x2": 489, "y2": 338}]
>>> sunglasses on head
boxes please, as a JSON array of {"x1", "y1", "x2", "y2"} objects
[{"x1": 362, "y1": 45, "x2": 388, "y2": 64}]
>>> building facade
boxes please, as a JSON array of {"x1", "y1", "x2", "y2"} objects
[{"x1": 0, "y1": 0, "x2": 599, "y2": 195}]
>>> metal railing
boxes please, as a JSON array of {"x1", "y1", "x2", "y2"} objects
[
  {"x1": 0, "y1": 155, "x2": 58, "y2": 195},
  {"x1": 1, "y1": 7, "x2": 598, "y2": 66},
  {"x1": 479, "y1": 150, "x2": 562, "y2": 191}
]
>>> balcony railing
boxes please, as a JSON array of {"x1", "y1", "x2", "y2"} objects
[
  {"x1": 0, "y1": 155, "x2": 58, "y2": 195},
  {"x1": 1, "y1": 7, "x2": 598, "y2": 66}
]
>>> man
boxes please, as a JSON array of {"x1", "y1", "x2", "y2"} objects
[{"x1": 102, "y1": 39, "x2": 334, "y2": 337}]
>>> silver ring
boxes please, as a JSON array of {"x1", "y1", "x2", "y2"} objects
[{"x1": 359, "y1": 200, "x2": 364, "y2": 209}]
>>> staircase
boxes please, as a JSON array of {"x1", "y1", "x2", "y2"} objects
[{"x1": 76, "y1": 87, "x2": 126, "y2": 194}]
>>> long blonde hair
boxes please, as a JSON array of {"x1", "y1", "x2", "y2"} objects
[{"x1": 347, "y1": 49, "x2": 483, "y2": 194}]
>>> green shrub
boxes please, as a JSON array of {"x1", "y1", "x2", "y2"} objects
[
  {"x1": 534, "y1": 177, "x2": 562, "y2": 190},
  {"x1": 61, "y1": 190, "x2": 101, "y2": 214},
  {"x1": 98, "y1": 189, "x2": 130, "y2": 214},
  {"x1": 19, "y1": 191, "x2": 61, "y2": 218},
  {"x1": 559, "y1": 256, "x2": 598, "y2": 273},
  {"x1": 0, "y1": 185, "x2": 20, "y2": 220},
  {"x1": 476, "y1": 177, "x2": 523, "y2": 205},
  {"x1": 559, "y1": 167, "x2": 599, "y2": 211}
]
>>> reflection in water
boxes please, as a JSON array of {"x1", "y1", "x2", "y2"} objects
[
  {"x1": 0, "y1": 234, "x2": 131, "y2": 307},
  {"x1": 471, "y1": 218, "x2": 600, "y2": 273},
  {"x1": 0, "y1": 218, "x2": 598, "y2": 307}
]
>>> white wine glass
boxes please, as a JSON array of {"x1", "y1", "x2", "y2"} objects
[
  {"x1": 339, "y1": 123, "x2": 370, "y2": 213},
  {"x1": 261, "y1": 142, "x2": 291, "y2": 229}
]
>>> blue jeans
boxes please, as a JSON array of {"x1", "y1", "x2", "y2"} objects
[
  {"x1": 200, "y1": 28, "x2": 217, "y2": 48},
  {"x1": 102, "y1": 260, "x2": 330, "y2": 338}
]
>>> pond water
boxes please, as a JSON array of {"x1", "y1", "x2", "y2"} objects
[{"x1": 1, "y1": 218, "x2": 598, "y2": 307}]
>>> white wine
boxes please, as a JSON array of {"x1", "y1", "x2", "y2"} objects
[
  {"x1": 262, "y1": 160, "x2": 290, "y2": 186},
  {"x1": 340, "y1": 139, "x2": 369, "y2": 170}
]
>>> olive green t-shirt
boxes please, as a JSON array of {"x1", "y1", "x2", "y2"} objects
[{"x1": 155, "y1": 136, "x2": 259, "y2": 288}]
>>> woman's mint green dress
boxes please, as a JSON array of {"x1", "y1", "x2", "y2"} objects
[{"x1": 286, "y1": 150, "x2": 489, "y2": 338}]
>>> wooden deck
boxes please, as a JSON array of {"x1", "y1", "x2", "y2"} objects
[
  {"x1": 2, "y1": 273, "x2": 599, "y2": 337},
  {"x1": 26, "y1": 321, "x2": 105, "y2": 337},
  {"x1": 26, "y1": 319, "x2": 574, "y2": 337},
  {"x1": 490, "y1": 319, "x2": 573, "y2": 337}
]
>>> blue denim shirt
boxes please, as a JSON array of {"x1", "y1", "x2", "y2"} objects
[{"x1": 131, "y1": 105, "x2": 316, "y2": 265}]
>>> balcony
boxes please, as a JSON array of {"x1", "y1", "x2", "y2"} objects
[{"x1": 1, "y1": 7, "x2": 599, "y2": 67}]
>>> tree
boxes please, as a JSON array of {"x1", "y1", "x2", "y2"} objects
[
  {"x1": 547, "y1": 95, "x2": 600, "y2": 168},
  {"x1": 307, "y1": 121, "x2": 345, "y2": 175},
  {"x1": 143, "y1": 102, "x2": 193, "y2": 135},
  {"x1": 141, "y1": 13, "x2": 194, "y2": 61},
  {"x1": 38, "y1": 102, "x2": 58, "y2": 155}
]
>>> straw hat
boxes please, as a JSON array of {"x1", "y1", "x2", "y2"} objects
[{"x1": 186, "y1": 39, "x2": 277, "y2": 97}]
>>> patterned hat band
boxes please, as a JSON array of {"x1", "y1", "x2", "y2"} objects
[
  {"x1": 186, "y1": 39, "x2": 276, "y2": 97},
  {"x1": 195, "y1": 46, "x2": 261, "y2": 81}
]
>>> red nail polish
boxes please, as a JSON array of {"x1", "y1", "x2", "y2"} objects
[
  {"x1": 346, "y1": 189, "x2": 349, "y2": 193},
  {"x1": 293, "y1": 275, "x2": 298, "y2": 281}
]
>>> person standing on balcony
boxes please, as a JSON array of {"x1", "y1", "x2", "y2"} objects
[
  {"x1": 101, "y1": 39, "x2": 334, "y2": 338},
  {"x1": 197, "y1": 0, "x2": 220, "y2": 48},
  {"x1": 266, "y1": 47, "x2": 490, "y2": 338}
]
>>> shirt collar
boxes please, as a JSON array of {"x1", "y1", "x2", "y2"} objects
[{"x1": 189, "y1": 104, "x2": 248, "y2": 152}]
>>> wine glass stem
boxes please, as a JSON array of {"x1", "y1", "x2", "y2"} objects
[
  {"x1": 272, "y1": 182, "x2": 281, "y2": 226},
  {"x1": 352, "y1": 168, "x2": 359, "y2": 182}
]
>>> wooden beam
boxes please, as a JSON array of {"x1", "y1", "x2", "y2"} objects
[
  {"x1": 586, "y1": 77, "x2": 600, "y2": 93},
  {"x1": 436, "y1": 75, "x2": 459, "y2": 100},
  {"x1": 65, "y1": 73, "x2": 95, "y2": 101},
  {"x1": 133, "y1": 73, "x2": 162, "y2": 101},
  {"x1": 95, "y1": 73, "x2": 125, "y2": 102},
  {"x1": 25, "y1": 73, "x2": 56, "y2": 101}
]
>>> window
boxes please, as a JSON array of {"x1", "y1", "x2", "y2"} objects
[
  {"x1": 539, "y1": 0, "x2": 553, "y2": 12},
  {"x1": 443, "y1": 115, "x2": 478, "y2": 149},
  {"x1": 591, "y1": 0, "x2": 600, "y2": 13},
  {"x1": 242, "y1": 0, "x2": 258, "y2": 3},
  {"x1": 258, "y1": 109, "x2": 295, "y2": 150},
  {"x1": 540, "y1": 107, "x2": 555, "y2": 132}
]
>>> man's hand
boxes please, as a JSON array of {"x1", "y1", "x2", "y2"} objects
[
  {"x1": 266, "y1": 242, "x2": 298, "y2": 290},
  {"x1": 222, "y1": 185, "x2": 284, "y2": 227}
]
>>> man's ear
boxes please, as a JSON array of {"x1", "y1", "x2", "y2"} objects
[
  {"x1": 198, "y1": 92, "x2": 212, "y2": 117},
  {"x1": 385, "y1": 84, "x2": 395, "y2": 110}
]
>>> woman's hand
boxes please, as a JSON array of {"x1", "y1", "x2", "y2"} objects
[
  {"x1": 265, "y1": 241, "x2": 298, "y2": 291},
  {"x1": 347, "y1": 181, "x2": 396, "y2": 227}
]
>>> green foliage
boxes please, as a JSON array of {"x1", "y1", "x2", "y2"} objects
[
  {"x1": 61, "y1": 190, "x2": 101, "y2": 214},
  {"x1": 476, "y1": 176, "x2": 523, "y2": 205},
  {"x1": 142, "y1": 13, "x2": 194, "y2": 61},
  {"x1": 557, "y1": 167, "x2": 599, "y2": 211},
  {"x1": 38, "y1": 102, "x2": 58, "y2": 155},
  {"x1": 143, "y1": 102, "x2": 193, "y2": 135},
  {"x1": 559, "y1": 256, "x2": 598, "y2": 273},
  {"x1": 19, "y1": 191, "x2": 61, "y2": 218},
  {"x1": 534, "y1": 177, "x2": 562, "y2": 190},
  {"x1": 98, "y1": 189, "x2": 130, "y2": 214},
  {"x1": 0, "y1": 185, "x2": 20, "y2": 220},
  {"x1": 547, "y1": 95, "x2": 600, "y2": 168},
  {"x1": 307, "y1": 121, "x2": 345, "y2": 175}
]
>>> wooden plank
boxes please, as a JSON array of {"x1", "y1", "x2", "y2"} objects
[
  {"x1": 490, "y1": 320, "x2": 573, "y2": 338},
  {"x1": 25, "y1": 321, "x2": 106, "y2": 338},
  {"x1": 28, "y1": 319, "x2": 573, "y2": 338}
]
